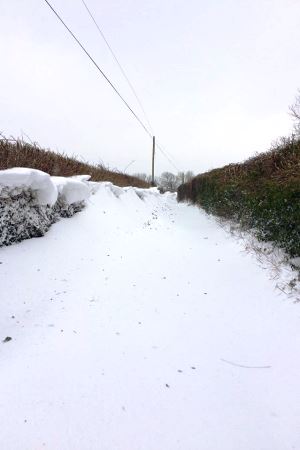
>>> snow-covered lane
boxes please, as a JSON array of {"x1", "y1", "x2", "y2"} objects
[{"x1": 1, "y1": 185, "x2": 300, "y2": 450}]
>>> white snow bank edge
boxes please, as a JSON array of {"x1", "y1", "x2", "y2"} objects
[{"x1": 0, "y1": 168, "x2": 96, "y2": 206}]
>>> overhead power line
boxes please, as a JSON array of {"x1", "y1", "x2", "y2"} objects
[
  {"x1": 79, "y1": 0, "x2": 154, "y2": 135},
  {"x1": 43, "y1": 0, "x2": 181, "y2": 173},
  {"x1": 79, "y1": 0, "x2": 181, "y2": 172},
  {"x1": 156, "y1": 141, "x2": 180, "y2": 172},
  {"x1": 43, "y1": 0, "x2": 152, "y2": 140}
]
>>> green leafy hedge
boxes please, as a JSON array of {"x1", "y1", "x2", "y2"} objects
[{"x1": 178, "y1": 137, "x2": 300, "y2": 257}]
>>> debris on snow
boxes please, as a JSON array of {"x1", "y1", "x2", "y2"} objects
[{"x1": 220, "y1": 358, "x2": 272, "y2": 369}]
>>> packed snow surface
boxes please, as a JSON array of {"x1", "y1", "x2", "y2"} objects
[{"x1": 1, "y1": 182, "x2": 299, "y2": 450}]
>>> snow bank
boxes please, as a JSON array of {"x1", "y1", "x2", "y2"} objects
[
  {"x1": 0, "y1": 168, "x2": 158, "y2": 247},
  {"x1": 0, "y1": 168, "x2": 94, "y2": 247},
  {"x1": 0, "y1": 169, "x2": 158, "y2": 247},
  {"x1": 0, "y1": 167, "x2": 57, "y2": 205},
  {"x1": 71, "y1": 175, "x2": 100, "y2": 195},
  {"x1": 52, "y1": 177, "x2": 90, "y2": 204}
]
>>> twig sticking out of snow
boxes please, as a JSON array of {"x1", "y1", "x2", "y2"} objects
[{"x1": 220, "y1": 358, "x2": 271, "y2": 369}]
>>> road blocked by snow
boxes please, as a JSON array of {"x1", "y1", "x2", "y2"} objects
[{"x1": 0, "y1": 182, "x2": 299, "y2": 450}]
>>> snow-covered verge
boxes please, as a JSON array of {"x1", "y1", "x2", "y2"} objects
[
  {"x1": 0, "y1": 168, "x2": 93, "y2": 247},
  {"x1": 213, "y1": 217, "x2": 300, "y2": 298}
]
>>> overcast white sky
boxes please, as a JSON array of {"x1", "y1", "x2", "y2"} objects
[{"x1": 1, "y1": 0, "x2": 300, "y2": 175}]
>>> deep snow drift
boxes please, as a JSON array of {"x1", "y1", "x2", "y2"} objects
[
  {"x1": 0, "y1": 168, "x2": 92, "y2": 246},
  {"x1": 0, "y1": 182, "x2": 300, "y2": 450}
]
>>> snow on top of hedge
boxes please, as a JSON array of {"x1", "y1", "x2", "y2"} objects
[
  {"x1": 0, "y1": 168, "x2": 92, "y2": 206},
  {"x1": 52, "y1": 176, "x2": 90, "y2": 204},
  {"x1": 0, "y1": 168, "x2": 57, "y2": 205}
]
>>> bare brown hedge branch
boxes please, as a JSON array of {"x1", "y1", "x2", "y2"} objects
[{"x1": 0, "y1": 137, "x2": 149, "y2": 189}]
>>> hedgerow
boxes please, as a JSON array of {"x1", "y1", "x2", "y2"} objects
[
  {"x1": 0, "y1": 137, "x2": 149, "y2": 188},
  {"x1": 177, "y1": 136, "x2": 300, "y2": 257}
]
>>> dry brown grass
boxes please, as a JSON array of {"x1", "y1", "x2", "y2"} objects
[
  {"x1": 219, "y1": 137, "x2": 300, "y2": 186},
  {"x1": 0, "y1": 137, "x2": 149, "y2": 188}
]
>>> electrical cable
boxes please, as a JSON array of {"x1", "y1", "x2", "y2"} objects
[
  {"x1": 156, "y1": 141, "x2": 180, "y2": 172},
  {"x1": 80, "y1": 0, "x2": 154, "y2": 135},
  {"x1": 43, "y1": 0, "x2": 153, "y2": 139},
  {"x1": 43, "y1": 0, "x2": 181, "y2": 173},
  {"x1": 79, "y1": 0, "x2": 181, "y2": 172}
]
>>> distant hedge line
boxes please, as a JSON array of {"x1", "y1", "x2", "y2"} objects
[
  {"x1": 0, "y1": 138, "x2": 149, "y2": 188},
  {"x1": 177, "y1": 137, "x2": 300, "y2": 257}
]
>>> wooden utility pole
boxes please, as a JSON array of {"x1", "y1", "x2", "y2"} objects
[{"x1": 151, "y1": 136, "x2": 155, "y2": 186}]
